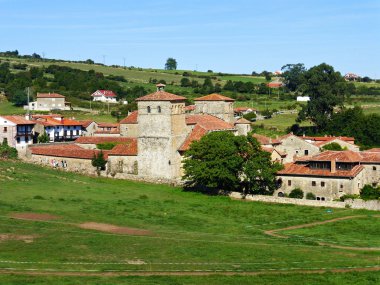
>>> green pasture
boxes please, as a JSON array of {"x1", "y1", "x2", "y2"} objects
[{"x1": 0, "y1": 160, "x2": 379, "y2": 284}]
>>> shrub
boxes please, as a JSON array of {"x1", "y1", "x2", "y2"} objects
[
  {"x1": 360, "y1": 185, "x2": 380, "y2": 200},
  {"x1": 321, "y1": 142, "x2": 344, "y2": 151},
  {"x1": 96, "y1": 142, "x2": 117, "y2": 150},
  {"x1": 243, "y1": 112, "x2": 257, "y2": 122},
  {"x1": 0, "y1": 141, "x2": 18, "y2": 159},
  {"x1": 306, "y1": 192, "x2": 316, "y2": 200},
  {"x1": 340, "y1": 194, "x2": 360, "y2": 201},
  {"x1": 289, "y1": 188, "x2": 304, "y2": 199}
]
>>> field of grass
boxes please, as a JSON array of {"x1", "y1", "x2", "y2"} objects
[{"x1": 0, "y1": 160, "x2": 379, "y2": 284}]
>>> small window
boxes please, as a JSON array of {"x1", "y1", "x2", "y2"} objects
[
  {"x1": 3, "y1": 127, "x2": 7, "y2": 133},
  {"x1": 278, "y1": 192, "x2": 285, "y2": 197},
  {"x1": 373, "y1": 166, "x2": 377, "y2": 171},
  {"x1": 158, "y1": 106, "x2": 161, "y2": 113},
  {"x1": 288, "y1": 180, "x2": 291, "y2": 186},
  {"x1": 304, "y1": 150, "x2": 309, "y2": 155},
  {"x1": 312, "y1": 181, "x2": 316, "y2": 186},
  {"x1": 25, "y1": 136, "x2": 29, "y2": 143},
  {"x1": 16, "y1": 137, "x2": 20, "y2": 143},
  {"x1": 321, "y1": 197, "x2": 325, "y2": 201},
  {"x1": 317, "y1": 197, "x2": 321, "y2": 201},
  {"x1": 321, "y1": 181, "x2": 325, "y2": 187},
  {"x1": 147, "y1": 106, "x2": 151, "y2": 113},
  {"x1": 340, "y1": 184, "x2": 344, "y2": 189}
]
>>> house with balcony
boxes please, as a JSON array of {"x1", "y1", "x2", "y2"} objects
[
  {"x1": 32, "y1": 115, "x2": 83, "y2": 142},
  {"x1": 0, "y1": 115, "x2": 35, "y2": 150}
]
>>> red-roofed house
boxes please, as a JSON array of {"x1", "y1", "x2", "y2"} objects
[
  {"x1": 27, "y1": 93, "x2": 71, "y2": 111},
  {"x1": 91, "y1": 90, "x2": 117, "y2": 103},
  {"x1": 119, "y1": 111, "x2": 138, "y2": 137},
  {"x1": 94, "y1": 123, "x2": 120, "y2": 137},
  {"x1": 0, "y1": 115, "x2": 35, "y2": 150},
  {"x1": 32, "y1": 115, "x2": 83, "y2": 142},
  {"x1": 194, "y1": 93, "x2": 235, "y2": 123},
  {"x1": 275, "y1": 150, "x2": 380, "y2": 201}
]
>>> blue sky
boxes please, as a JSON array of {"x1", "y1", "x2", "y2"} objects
[{"x1": 1, "y1": 0, "x2": 379, "y2": 77}]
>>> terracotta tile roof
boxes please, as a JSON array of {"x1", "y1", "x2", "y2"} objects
[
  {"x1": 34, "y1": 117, "x2": 82, "y2": 127},
  {"x1": 75, "y1": 137, "x2": 134, "y2": 144},
  {"x1": 185, "y1": 105, "x2": 196, "y2": 111},
  {"x1": 301, "y1": 136, "x2": 355, "y2": 142},
  {"x1": 194, "y1": 93, "x2": 234, "y2": 102},
  {"x1": 136, "y1": 91, "x2": 186, "y2": 102},
  {"x1": 119, "y1": 111, "x2": 138, "y2": 124},
  {"x1": 253, "y1": 134, "x2": 280, "y2": 145},
  {"x1": 234, "y1": 107, "x2": 256, "y2": 112},
  {"x1": 364, "y1": 148, "x2": 380, "y2": 153},
  {"x1": 295, "y1": 150, "x2": 380, "y2": 164},
  {"x1": 1, "y1": 115, "x2": 35, "y2": 125},
  {"x1": 267, "y1": 82, "x2": 284, "y2": 88},
  {"x1": 77, "y1": 120, "x2": 96, "y2": 128},
  {"x1": 108, "y1": 139, "x2": 138, "y2": 156},
  {"x1": 235, "y1": 118, "x2": 251, "y2": 124},
  {"x1": 278, "y1": 163, "x2": 364, "y2": 178},
  {"x1": 30, "y1": 144, "x2": 109, "y2": 159},
  {"x1": 36, "y1": 93, "x2": 65, "y2": 98},
  {"x1": 185, "y1": 114, "x2": 235, "y2": 131},
  {"x1": 97, "y1": 123, "x2": 119, "y2": 128},
  {"x1": 278, "y1": 133, "x2": 295, "y2": 140},
  {"x1": 178, "y1": 125, "x2": 208, "y2": 152},
  {"x1": 91, "y1": 90, "x2": 116, "y2": 98}
]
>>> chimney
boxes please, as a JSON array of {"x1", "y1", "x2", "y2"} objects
[{"x1": 331, "y1": 159, "x2": 336, "y2": 173}]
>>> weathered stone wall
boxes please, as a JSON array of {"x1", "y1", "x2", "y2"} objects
[
  {"x1": 137, "y1": 101, "x2": 188, "y2": 180},
  {"x1": 107, "y1": 155, "x2": 138, "y2": 176},
  {"x1": 275, "y1": 173, "x2": 364, "y2": 201},
  {"x1": 83, "y1": 122, "x2": 98, "y2": 136},
  {"x1": 276, "y1": 135, "x2": 320, "y2": 163},
  {"x1": 195, "y1": 101, "x2": 234, "y2": 123},
  {"x1": 236, "y1": 123, "x2": 251, "y2": 136},
  {"x1": 229, "y1": 192, "x2": 380, "y2": 211},
  {"x1": 120, "y1": 123, "x2": 138, "y2": 137}
]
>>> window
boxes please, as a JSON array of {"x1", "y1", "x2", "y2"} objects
[
  {"x1": 16, "y1": 137, "x2": 20, "y2": 144},
  {"x1": 147, "y1": 106, "x2": 151, "y2": 113},
  {"x1": 3, "y1": 127, "x2": 7, "y2": 133},
  {"x1": 317, "y1": 197, "x2": 321, "y2": 201},
  {"x1": 373, "y1": 166, "x2": 377, "y2": 171},
  {"x1": 321, "y1": 197, "x2": 325, "y2": 201},
  {"x1": 304, "y1": 150, "x2": 309, "y2": 155},
  {"x1": 312, "y1": 181, "x2": 316, "y2": 186},
  {"x1": 76, "y1": 130, "x2": 79, "y2": 135},
  {"x1": 340, "y1": 184, "x2": 344, "y2": 189},
  {"x1": 25, "y1": 136, "x2": 29, "y2": 143},
  {"x1": 158, "y1": 106, "x2": 161, "y2": 113},
  {"x1": 321, "y1": 181, "x2": 325, "y2": 187},
  {"x1": 288, "y1": 180, "x2": 291, "y2": 186}
]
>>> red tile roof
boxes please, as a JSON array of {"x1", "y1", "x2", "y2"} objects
[
  {"x1": 36, "y1": 93, "x2": 65, "y2": 98},
  {"x1": 30, "y1": 144, "x2": 109, "y2": 159},
  {"x1": 194, "y1": 93, "x2": 234, "y2": 102},
  {"x1": 253, "y1": 134, "x2": 280, "y2": 145},
  {"x1": 34, "y1": 117, "x2": 82, "y2": 127},
  {"x1": 278, "y1": 163, "x2": 364, "y2": 178},
  {"x1": 108, "y1": 139, "x2": 138, "y2": 156},
  {"x1": 91, "y1": 90, "x2": 117, "y2": 98},
  {"x1": 75, "y1": 137, "x2": 134, "y2": 144},
  {"x1": 185, "y1": 105, "x2": 196, "y2": 111},
  {"x1": 94, "y1": 129, "x2": 120, "y2": 135},
  {"x1": 119, "y1": 111, "x2": 138, "y2": 124},
  {"x1": 185, "y1": 114, "x2": 235, "y2": 131},
  {"x1": 364, "y1": 148, "x2": 380, "y2": 153},
  {"x1": 178, "y1": 125, "x2": 208, "y2": 152},
  {"x1": 235, "y1": 118, "x2": 251, "y2": 124},
  {"x1": 136, "y1": 91, "x2": 186, "y2": 102},
  {"x1": 267, "y1": 82, "x2": 284, "y2": 88},
  {"x1": 234, "y1": 107, "x2": 256, "y2": 112},
  {"x1": 295, "y1": 150, "x2": 380, "y2": 164},
  {"x1": 97, "y1": 123, "x2": 119, "y2": 128},
  {"x1": 77, "y1": 120, "x2": 96, "y2": 128},
  {"x1": 301, "y1": 136, "x2": 355, "y2": 142},
  {"x1": 1, "y1": 115, "x2": 35, "y2": 125}
]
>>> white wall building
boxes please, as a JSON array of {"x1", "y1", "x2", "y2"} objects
[{"x1": 91, "y1": 90, "x2": 118, "y2": 103}]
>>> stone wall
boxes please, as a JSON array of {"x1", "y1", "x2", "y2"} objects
[
  {"x1": 229, "y1": 192, "x2": 380, "y2": 211},
  {"x1": 120, "y1": 123, "x2": 138, "y2": 137},
  {"x1": 276, "y1": 134, "x2": 320, "y2": 163},
  {"x1": 195, "y1": 101, "x2": 234, "y2": 123}
]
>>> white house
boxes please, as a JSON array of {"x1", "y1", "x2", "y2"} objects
[
  {"x1": 0, "y1": 115, "x2": 35, "y2": 151},
  {"x1": 91, "y1": 90, "x2": 118, "y2": 103}
]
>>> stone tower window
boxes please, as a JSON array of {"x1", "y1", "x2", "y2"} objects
[
  {"x1": 147, "y1": 106, "x2": 151, "y2": 113},
  {"x1": 158, "y1": 106, "x2": 161, "y2": 113}
]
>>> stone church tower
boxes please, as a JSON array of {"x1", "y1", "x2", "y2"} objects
[
  {"x1": 136, "y1": 84, "x2": 188, "y2": 181},
  {"x1": 194, "y1": 93, "x2": 235, "y2": 123}
]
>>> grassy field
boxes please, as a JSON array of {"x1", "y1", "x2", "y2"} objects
[{"x1": 0, "y1": 160, "x2": 379, "y2": 284}]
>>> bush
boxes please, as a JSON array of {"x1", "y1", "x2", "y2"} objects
[
  {"x1": 243, "y1": 112, "x2": 257, "y2": 121},
  {"x1": 340, "y1": 194, "x2": 360, "y2": 201},
  {"x1": 306, "y1": 192, "x2": 316, "y2": 200},
  {"x1": 289, "y1": 188, "x2": 304, "y2": 199},
  {"x1": 0, "y1": 141, "x2": 18, "y2": 159},
  {"x1": 322, "y1": 142, "x2": 344, "y2": 151},
  {"x1": 360, "y1": 185, "x2": 380, "y2": 200},
  {"x1": 96, "y1": 142, "x2": 117, "y2": 150}
]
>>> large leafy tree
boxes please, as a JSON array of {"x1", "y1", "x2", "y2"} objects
[
  {"x1": 281, "y1": 63, "x2": 306, "y2": 92},
  {"x1": 183, "y1": 132, "x2": 282, "y2": 194},
  {"x1": 165, "y1": 58, "x2": 177, "y2": 70},
  {"x1": 297, "y1": 63, "x2": 350, "y2": 130}
]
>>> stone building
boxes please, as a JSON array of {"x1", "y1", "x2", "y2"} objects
[
  {"x1": 276, "y1": 133, "x2": 320, "y2": 163},
  {"x1": 0, "y1": 115, "x2": 35, "y2": 151},
  {"x1": 94, "y1": 123, "x2": 120, "y2": 137},
  {"x1": 78, "y1": 120, "x2": 98, "y2": 136},
  {"x1": 119, "y1": 111, "x2": 138, "y2": 137},
  {"x1": 27, "y1": 93, "x2": 71, "y2": 111},
  {"x1": 194, "y1": 94, "x2": 235, "y2": 123},
  {"x1": 275, "y1": 150, "x2": 380, "y2": 201}
]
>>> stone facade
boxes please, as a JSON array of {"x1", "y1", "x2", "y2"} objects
[
  {"x1": 276, "y1": 134, "x2": 320, "y2": 163},
  {"x1": 120, "y1": 123, "x2": 138, "y2": 137},
  {"x1": 28, "y1": 93, "x2": 70, "y2": 111},
  {"x1": 195, "y1": 100, "x2": 234, "y2": 123}
]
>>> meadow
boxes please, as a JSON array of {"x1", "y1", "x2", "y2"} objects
[{"x1": 0, "y1": 160, "x2": 379, "y2": 284}]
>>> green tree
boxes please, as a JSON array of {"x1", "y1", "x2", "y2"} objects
[
  {"x1": 360, "y1": 185, "x2": 380, "y2": 200},
  {"x1": 281, "y1": 63, "x2": 306, "y2": 92},
  {"x1": 289, "y1": 188, "x2": 304, "y2": 199},
  {"x1": 165, "y1": 58, "x2": 177, "y2": 70},
  {"x1": 11, "y1": 90, "x2": 28, "y2": 106},
  {"x1": 0, "y1": 141, "x2": 18, "y2": 159},
  {"x1": 297, "y1": 63, "x2": 349, "y2": 130},
  {"x1": 321, "y1": 142, "x2": 344, "y2": 151},
  {"x1": 306, "y1": 192, "x2": 316, "y2": 200},
  {"x1": 180, "y1": 77, "x2": 191, "y2": 87},
  {"x1": 37, "y1": 132, "x2": 50, "y2": 143},
  {"x1": 91, "y1": 151, "x2": 107, "y2": 175}
]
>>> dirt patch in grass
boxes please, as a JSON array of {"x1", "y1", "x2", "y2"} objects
[
  {"x1": 0, "y1": 234, "x2": 37, "y2": 243},
  {"x1": 10, "y1": 213, "x2": 60, "y2": 221},
  {"x1": 78, "y1": 222, "x2": 152, "y2": 236}
]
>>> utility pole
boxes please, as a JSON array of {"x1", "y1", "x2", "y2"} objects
[
  {"x1": 123, "y1": 57, "x2": 126, "y2": 69},
  {"x1": 102, "y1": 55, "x2": 106, "y2": 65},
  {"x1": 26, "y1": 87, "x2": 30, "y2": 119}
]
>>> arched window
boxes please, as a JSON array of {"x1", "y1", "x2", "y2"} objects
[
  {"x1": 278, "y1": 192, "x2": 285, "y2": 197},
  {"x1": 158, "y1": 106, "x2": 161, "y2": 113},
  {"x1": 147, "y1": 106, "x2": 151, "y2": 113}
]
